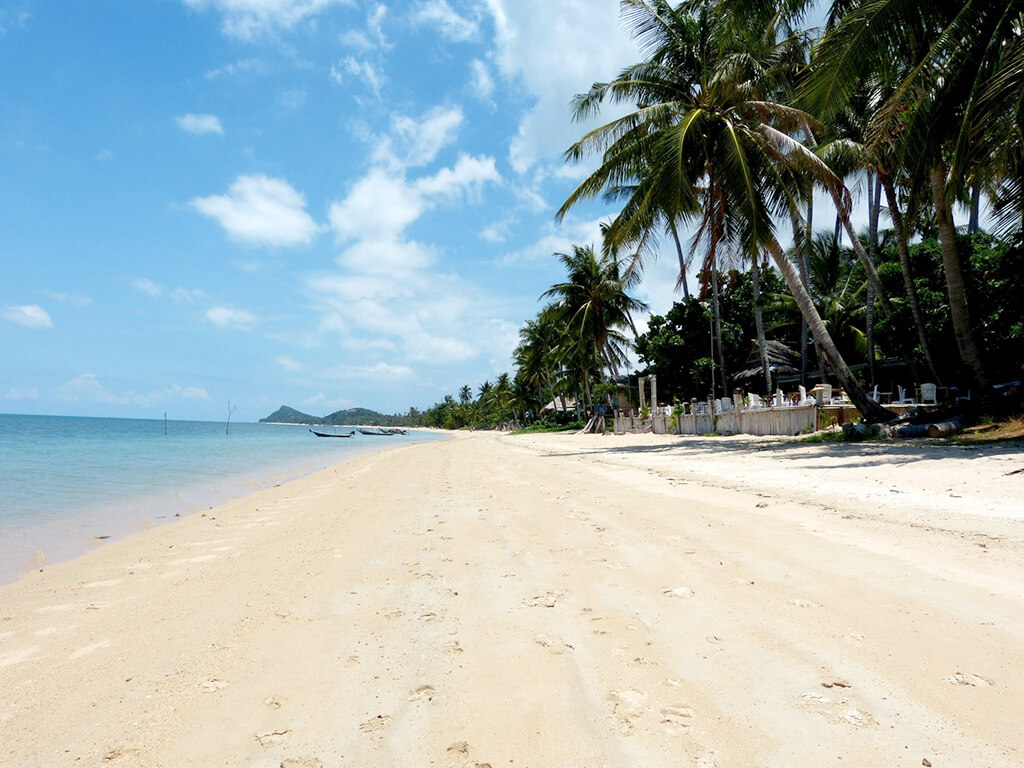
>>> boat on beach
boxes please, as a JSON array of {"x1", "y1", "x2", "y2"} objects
[{"x1": 357, "y1": 427, "x2": 396, "y2": 435}]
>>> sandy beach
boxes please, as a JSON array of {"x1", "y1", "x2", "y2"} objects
[{"x1": 2, "y1": 430, "x2": 1023, "y2": 767}]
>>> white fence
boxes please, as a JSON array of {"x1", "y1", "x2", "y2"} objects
[{"x1": 614, "y1": 403, "x2": 817, "y2": 437}]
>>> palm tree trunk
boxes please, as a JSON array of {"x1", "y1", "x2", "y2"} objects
[
  {"x1": 930, "y1": 165, "x2": 989, "y2": 389},
  {"x1": 866, "y1": 172, "x2": 881, "y2": 387},
  {"x1": 968, "y1": 184, "x2": 981, "y2": 235},
  {"x1": 800, "y1": 194, "x2": 812, "y2": 385},
  {"x1": 669, "y1": 221, "x2": 690, "y2": 300},
  {"x1": 766, "y1": 238, "x2": 894, "y2": 423},
  {"x1": 828, "y1": 186, "x2": 892, "y2": 314},
  {"x1": 880, "y1": 172, "x2": 942, "y2": 384},
  {"x1": 709, "y1": 250, "x2": 728, "y2": 399},
  {"x1": 751, "y1": 253, "x2": 771, "y2": 394}
]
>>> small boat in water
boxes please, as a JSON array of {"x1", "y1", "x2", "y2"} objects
[
  {"x1": 309, "y1": 428, "x2": 355, "y2": 438},
  {"x1": 357, "y1": 427, "x2": 395, "y2": 435}
]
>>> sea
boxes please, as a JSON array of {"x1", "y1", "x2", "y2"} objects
[{"x1": 0, "y1": 413, "x2": 446, "y2": 585}]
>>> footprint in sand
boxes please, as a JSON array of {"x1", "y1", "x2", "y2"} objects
[
  {"x1": 443, "y1": 640, "x2": 464, "y2": 654},
  {"x1": 199, "y1": 679, "x2": 229, "y2": 692},
  {"x1": 534, "y1": 635, "x2": 574, "y2": 654},
  {"x1": 663, "y1": 587, "x2": 695, "y2": 599},
  {"x1": 359, "y1": 714, "x2": 393, "y2": 735},
  {"x1": 522, "y1": 592, "x2": 560, "y2": 608},
  {"x1": 264, "y1": 696, "x2": 283, "y2": 709},
  {"x1": 787, "y1": 598, "x2": 821, "y2": 608},
  {"x1": 945, "y1": 671, "x2": 993, "y2": 687},
  {"x1": 281, "y1": 759, "x2": 323, "y2": 768},
  {"x1": 660, "y1": 705, "x2": 696, "y2": 733},
  {"x1": 255, "y1": 729, "x2": 291, "y2": 747},
  {"x1": 408, "y1": 684, "x2": 436, "y2": 702},
  {"x1": 608, "y1": 689, "x2": 648, "y2": 734},
  {"x1": 798, "y1": 693, "x2": 876, "y2": 728}
]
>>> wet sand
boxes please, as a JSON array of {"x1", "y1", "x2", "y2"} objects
[{"x1": 1, "y1": 431, "x2": 1022, "y2": 767}]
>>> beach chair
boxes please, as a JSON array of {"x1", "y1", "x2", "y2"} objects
[
  {"x1": 820, "y1": 384, "x2": 833, "y2": 403},
  {"x1": 920, "y1": 382, "x2": 938, "y2": 405},
  {"x1": 748, "y1": 392, "x2": 763, "y2": 409},
  {"x1": 869, "y1": 385, "x2": 879, "y2": 402},
  {"x1": 896, "y1": 385, "x2": 915, "y2": 404}
]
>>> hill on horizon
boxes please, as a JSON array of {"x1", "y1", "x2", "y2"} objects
[{"x1": 259, "y1": 405, "x2": 409, "y2": 427}]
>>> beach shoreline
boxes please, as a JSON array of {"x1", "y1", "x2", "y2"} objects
[
  {"x1": 2, "y1": 431, "x2": 1022, "y2": 767},
  {"x1": 0, "y1": 418, "x2": 445, "y2": 587}
]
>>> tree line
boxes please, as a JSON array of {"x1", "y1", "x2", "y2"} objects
[{"x1": 413, "y1": 0, "x2": 1023, "y2": 429}]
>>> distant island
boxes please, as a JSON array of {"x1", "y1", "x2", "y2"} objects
[{"x1": 260, "y1": 405, "x2": 413, "y2": 427}]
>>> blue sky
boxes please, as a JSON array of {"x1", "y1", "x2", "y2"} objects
[{"x1": 3, "y1": 0, "x2": 853, "y2": 422}]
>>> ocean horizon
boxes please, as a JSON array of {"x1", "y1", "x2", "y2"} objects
[{"x1": 0, "y1": 413, "x2": 445, "y2": 585}]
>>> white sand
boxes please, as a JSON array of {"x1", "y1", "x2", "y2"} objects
[{"x1": 1, "y1": 431, "x2": 1022, "y2": 767}]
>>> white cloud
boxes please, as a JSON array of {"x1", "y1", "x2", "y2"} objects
[
  {"x1": 57, "y1": 373, "x2": 120, "y2": 403},
  {"x1": 329, "y1": 168, "x2": 425, "y2": 243},
  {"x1": 415, "y1": 154, "x2": 500, "y2": 199},
  {"x1": 330, "y1": 56, "x2": 385, "y2": 97},
  {"x1": 413, "y1": 0, "x2": 478, "y2": 42},
  {"x1": 205, "y1": 306, "x2": 258, "y2": 330},
  {"x1": 305, "y1": 392, "x2": 354, "y2": 410},
  {"x1": 497, "y1": 215, "x2": 606, "y2": 266},
  {"x1": 469, "y1": 58, "x2": 494, "y2": 102},
  {"x1": 366, "y1": 3, "x2": 389, "y2": 48},
  {"x1": 277, "y1": 87, "x2": 308, "y2": 111},
  {"x1": 171, "y1": 287, "x2": 206, "y2": 302},
  {"x1": 276, "y1": 355, "x2": 302, "y2": 371},
  {"x1": 3, "y1": 304, "x2": 53, "y2": 329},
  {"x1": 479, "y1": 222, "x2": 507, "y2": 243},
  {"x1": 482, "y1": 0, "x2": 638, "y2": 174},
  {"x1": 326, "y1": 361, "x2": 417, "y2": 381},
  {"x1": 176, "y1": 113, "x2": 224, "y2": 135},
  {"x1": 132, "y1": 277, "x2": 162, "y2": 297},
  {"x1": 45, "y1": 291, "x2": 92, "y2": 307},
  {"x1": 391, "y1": 106, "x2": 464, "y2": 167},
  {"x1": 308, "y1": 101, "x2": 512, "y2": 380},
  {"x1": 205, "y1": 58, "x2": 264, "y2": 79},
  {"x1": 55, "y1": 374, "x2": 211, "y2": 405},
  {"x1": 4, "y1": 387, "x2": 39, "y2": 400},
  {"x1": 181, "y1": 0, "x2": 352, "y2": 40},
  {"x1": 339, "y1": 29, "x2": 372, "y2": 50},
  {"x1": 190, "y1": 174, "x2": 319, "y2": 247}
]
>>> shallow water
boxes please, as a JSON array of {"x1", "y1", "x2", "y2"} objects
[{"x1": 0, "y1": 413, "x2": 445, "y2": 584}]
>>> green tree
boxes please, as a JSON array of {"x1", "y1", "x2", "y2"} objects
[{"x1": 560, "y1": 0, "x2": 892, "y2": 420}]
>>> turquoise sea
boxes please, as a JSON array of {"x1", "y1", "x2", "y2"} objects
[{"x1": 0, "y1": 413, "x2": 445, "y2": 585}]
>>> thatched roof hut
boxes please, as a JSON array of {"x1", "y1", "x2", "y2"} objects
[{"x1": 732, "y1": 340, "x2": 801, "y2": 391}]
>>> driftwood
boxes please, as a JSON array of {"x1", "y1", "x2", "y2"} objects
[{"x1": 927, "y1": 418, "x2": 963, "y2": 438}]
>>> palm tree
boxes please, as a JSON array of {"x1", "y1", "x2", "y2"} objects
[
  {"x1": 805, "y1": 0, "x2": 1024, "y2": 390},
  {"x1": 541, "y1": 244, "x2": 648, "y2": 381},
  {"x1": 515, "y1": 310, "x2": 562, "y2": 409},
  {"x1": 560, "y1": 0, "x2": 893, "y2": 421}
]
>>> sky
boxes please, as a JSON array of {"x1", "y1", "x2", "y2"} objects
[{"x1": 3, "y1": 0, "x2": 852, "y2": 422}]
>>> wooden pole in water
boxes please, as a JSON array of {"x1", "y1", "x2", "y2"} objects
[{"x1": 164, "y1": 412, "x2": 167, "y2": 435}]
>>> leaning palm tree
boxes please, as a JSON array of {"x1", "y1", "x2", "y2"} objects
[{"x1": 560, "y1": 0, "x2": 893, "y2": 421}]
